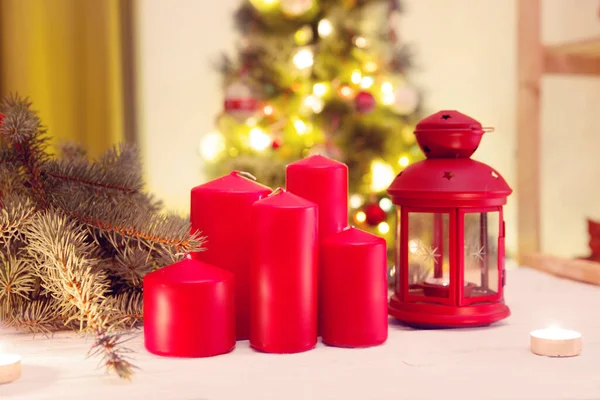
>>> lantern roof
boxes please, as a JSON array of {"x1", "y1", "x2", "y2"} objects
[{"x1": 388, "y1": 110, "x2": 512, "y2": 207}]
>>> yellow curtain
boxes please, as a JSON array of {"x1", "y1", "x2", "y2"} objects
[{"x1": 0, "y1": 0, "x2": 126, "y2": 157}]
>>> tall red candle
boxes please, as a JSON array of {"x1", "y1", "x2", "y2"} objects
[
  {"x1": 321, "y1": 227, "x2": 388, "y2": 347},
  {"x1": 190, "y1": 171, "x2": 272, "y2": 340},
  {"x1": 286, "y1": 155, "x2": 348, "y2": 239},
  {"x1": 250, "y1": 189, "x2": 318, "y2": 353},
  {"x1": 144, "y1": 258, "x2": 235, "y2": 357}
]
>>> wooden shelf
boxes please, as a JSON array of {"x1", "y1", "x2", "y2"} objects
[
  {"x1": 521, "y1": 253, "x2": 600, "y2": 286},
  {"x1": 544, "y1": 37, "x2": 600, "y2": 75},
  {"x1": 517, "y1": 0, "x2": 600, "y2": 259}
]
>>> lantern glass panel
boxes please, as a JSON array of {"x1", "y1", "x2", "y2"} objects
[
  {"x1": 463, "y1": 211, "x2": 500, "y2": 297},
  {"x1": 407, "y1": 212, "x2": 450, "y2": 297},
  {"x1": 395, "y1": 206, "x2": 402, "y2": 294}
]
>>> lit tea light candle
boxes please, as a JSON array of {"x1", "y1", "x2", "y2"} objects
[
  {"x1": 530, "y1": 326, "x2": 582, "y2": 357},
  {"x1": 0, "y1": 353, "x2": 21, "y2": 384}
]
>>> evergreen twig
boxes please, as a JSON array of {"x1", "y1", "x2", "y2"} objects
[{"x1": 0, "y1": 94, "x2": 205, "y2": 380}]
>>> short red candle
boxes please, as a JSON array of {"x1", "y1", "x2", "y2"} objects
[
  {"x1": 321, "y1": 227, "x2": 388, "y2": 347},
  {"x1": 190, "y1": 171, "x2": 271, "y2": 340},
  {"x1": 250, "y1": 189, "x2": 318, "y2": 353},
  {"x1": 286, "y1": 155, "x2": 348, "y2": 240},
  {"x1": 143, "y1": 258, "x2": 235, "y2": 357}
]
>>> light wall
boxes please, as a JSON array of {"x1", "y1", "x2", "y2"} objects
[{"x1": 135, "y1": 0, "x2": 600, "y2": 258}]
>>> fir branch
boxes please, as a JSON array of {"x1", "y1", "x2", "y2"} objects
[
  {"x1": 89, "y1": 332, "x2": 137, "y2": 381},
  {"x1": 107, "y1": 246, "x2": 153, "y2": 287},
  {"x1": 25, "y1": 210, "x2": 136, "y2": 379},
  {"x1": 0, "y1": 253, "x2": 35, "y2": 307},
  {"x1": 0, "y1": 194, "x2": 37, "y2": 249},
  {"x1": 0, "y1": 94, "x2": 49, "y2": 209},
  {"x1": 107, "y1": 291, "x2": 143, "y2": 330},
  {"x1": 0, "y1": 95, "x2": 42, "y2": 144},
  {"x1": 0, "y1": 164, "x2": 29, "y2": 197},
  {"x1": 2, "y1": 298, "x2": 64, "y2": 334},
  {"x1": 45, "y1": 144, "x2": 143, "y2": 194},
  {"x1": 53, "y1": 189, "x2": 204, "y2": 253}
]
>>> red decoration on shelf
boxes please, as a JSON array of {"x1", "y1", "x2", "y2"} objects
[
  {"x1": 363, "y1": 203, "x2": 387, "y2": 226},
  {"x1": 387, "y1": 110, "x2": 512, "y2": 328},
  {"x1": 321, "y1": 227, "x2": 388, "y2": 347},
  {"x1": 354, "y1": 90, "x2": 376, "y2": 114},
  {"x1": 250, "y1": 189, "x2": 318, "y2": 353},
  {"x1": 286, "y1": 155, "x2": 349, "y2": 240},
  {"x1": 143, "y1": 258, "x2": 235, "y2": 357},
  {"x1": 190, "y1": 171, "x2": 272, "y2": 340}
]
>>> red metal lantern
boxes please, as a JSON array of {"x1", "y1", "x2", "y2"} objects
[{"x1": 387, "y1": 110, "x2": 512, "y2": 327}]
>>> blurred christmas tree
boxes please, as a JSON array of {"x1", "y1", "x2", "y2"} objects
[{"x1": 201, "y1": 0, "x2": 424, "y2": 281}]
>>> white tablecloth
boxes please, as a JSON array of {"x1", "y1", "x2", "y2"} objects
[{"x1": 1, "y1": 267, "x2": 599, "y2": 400}]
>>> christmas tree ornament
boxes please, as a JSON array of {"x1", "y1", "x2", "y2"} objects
[
  {"x1": 354, "y1": 90, "x2": 376, "y2": 114},
  {"x1": 280, "y1": 0, "x2": 314, "y2": 17},
  {"x1": 271, "y1": 137, "x2": 283, "y2": 149},
  {"x1": 144, "y1": 258, "x2": 235, "y2": 357},
  {"x1": 363, "y1": 203, "x2": 387, "y2": 226},
  {"x1": 391, "y1": 85, "x2": 420, "y2": 116},
  {"x1": 224, "y1": 79, "x2": 259, "y2": 121},
  {"x1": 250, "y1": 189, "x2": 318, "y2": 353},
  {"x1": 387, "y1": 110, "x2": 511, "y2": 328},
  {"x1": 190, "y1": 171, "x2": 272, "y2": 340},
  {"x1": 321, "y1": 227, "x2": 388, "y2": 348}
]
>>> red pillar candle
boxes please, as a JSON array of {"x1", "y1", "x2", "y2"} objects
[
  {"x1": 250, "y1": 189, "x2": 318, "y2": 353},
  {"x1": 190, "y1": 171, "x2": 272, "y2": 340},
  {"x1": 144, "y1": 258, "x2": 235, "y2": 357},
  {"x1": 321, "y1": 227, "x2": 388, "y2": 347},
  {"x1": 286, "y1": 155, "x2": 348, "y2": 240}
]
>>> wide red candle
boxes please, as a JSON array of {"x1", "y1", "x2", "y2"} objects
[
  {"x1": 190, "y1": 171, "x2": 271, "y2": 340},
  {"x1": 143, "y1": 258, "x2": 235, "y2": 357},
  {"x1": 286, "y1": 155, "x2": 348, "y2": 239},
  {"x1": 250, "y1": 189, "x2": 318, "y2": 353},
  {"x1": 321, "y1": 227, "x2": 388, "y2": 347}
]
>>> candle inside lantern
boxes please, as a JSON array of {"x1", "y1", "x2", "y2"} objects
[
  {"x1": 191, "y1": 171, "x2": 272, "y2": 340},
  {"x1": 250, "y1": 189, "x2": 318, "y2": 354},
  {"x1": 530, "y1": 326, "x2": 582, "y2": 357},
  {"x1": 144, "y1": 258, "x2": 235, "y2": 358},
  {"x1": 0, "y1": 353, "x2": 21, "y2": 384},
  {"x1": 321, "y1": 227, "x2": 388, "y2": 348}
]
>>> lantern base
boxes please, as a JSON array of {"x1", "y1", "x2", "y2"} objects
[{"x1": 388, "y1": 294, "x2": 510, "y2": 328}]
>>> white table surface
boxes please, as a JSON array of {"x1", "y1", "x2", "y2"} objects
[{"x1": 1, "y1": 267, "x2": 599, "y2": 400}]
